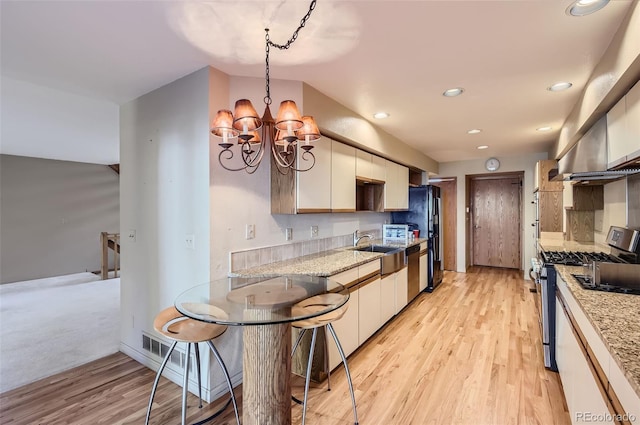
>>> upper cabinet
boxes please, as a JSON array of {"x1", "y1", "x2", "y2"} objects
[
  {"x1": 296, "y1": 136, "x2": 332, "y2": 213},
  {"x1": 384, "y1": 160, "x2": 409, "y2": 211},
  {"x1": 356, "y1": 150, "x2": 386, "y2": 182},
  {"x1": 534, "y1": 159, "x2": 563, "y2": 192},
  {"x1": 607, "y1": 81, "x2": 640, "y2": 169},
  {"x1": 331, "y1": 140, "x2": 356, "y2": 212}
]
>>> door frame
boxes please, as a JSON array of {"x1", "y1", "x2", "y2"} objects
[
  {"x1": 466, "y1": 171, "x2": 524, "y2": 271},
  {"x1": 430, "y1": 177, "x2": 457, "y2": 271}
]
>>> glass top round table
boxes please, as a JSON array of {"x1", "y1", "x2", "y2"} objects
[
  {"x1": 174, "y1": 275, "x2": 348, "y2": 326},
  {"x1": 174, "y1": 274, "x2": 348, "y2": 425}
]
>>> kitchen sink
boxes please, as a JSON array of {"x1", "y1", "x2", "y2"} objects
[
  {"x1": 351, "y1": 245, "x2": 406, "y2": 275},
  {"x1": 352, "y1": 245, "x2": 401, "y2": 253}
]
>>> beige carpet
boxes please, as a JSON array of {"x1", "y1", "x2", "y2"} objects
[{"x1": 0, "y1": 272, "x2": 120, "y2": 393}]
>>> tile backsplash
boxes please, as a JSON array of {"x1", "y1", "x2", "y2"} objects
[{"x1": 229, "y1": 229, "x2": 381, "y2": 272}]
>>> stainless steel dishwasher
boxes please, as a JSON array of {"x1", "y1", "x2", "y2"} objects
[{"x1": 406, "y1": 244, "x2": 421, "y2": 301}]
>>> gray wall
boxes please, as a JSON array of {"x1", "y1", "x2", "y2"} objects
[{"x1": 0, "y1": 155, "x2": 119, "y2": 284}]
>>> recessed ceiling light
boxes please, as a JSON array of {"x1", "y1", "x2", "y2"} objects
[
  {"x1": 566, "y1": 0, "x2": 609, "y2": 16},
  {"x1": 467, "y1": 129, "x2": 482, "y2": 134},
  {"x1": 547, "y1": 82, "x2": 573, "y2": 92},
  {"x1": 373, "y1": 112, "x2": 389, "y2": 119},
  {"x1": 537, "y1": 126, "x2": 553, "y2": 132},
  {"x1": 477, "y1": 145, "x2": 489, "y2": 150},
  {"x1": 443, "y1": 87, "x2": 464, "y2": 97}
]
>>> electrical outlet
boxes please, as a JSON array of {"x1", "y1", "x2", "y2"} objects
[
  {"x1": 285, "y1": 228, "x2": 293, "y2": 241},
  {"x1": 311, "y1": 225, "x2": 318, "y2": 238},
  {"x1": 246, "y1": 224, "x2": 255, "y2": 240},
  {"x1": 185, "y1": 234, "x2": 195, "y2": 249},
  {"x1": 128, "y1": 229, "x2": 136, "y2": 242}
]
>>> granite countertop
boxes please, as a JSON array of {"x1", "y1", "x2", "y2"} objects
[
  {"x1": 538, "y1": 238, "x2": 611, "y2": 253},
  {"x1": 231, "y1": 238, "x2": 426, "y2": 278},
  {"x1": 555, "y1": 265, "x2": 640, "y2": 399}
]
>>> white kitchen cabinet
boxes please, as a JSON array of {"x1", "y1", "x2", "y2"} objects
[
  {"x1": 609, "y1": 353, "x2": 640, "y2": 423},
  {"x1": 327, "y1": 289, "x2": 359, "y2": 370},
  {"x1": 356, "y1": 149, "x2": 372, "y2": 180},
  {"x1": 384, "y1": 160, "x2": 409, "y2": 211},
  {"x1": 371, "y1": 155, "x2": 386, "y2": 182},
  {"x1": 331, "y1": 140, "x2": 356, "y2": 212},
  {"x1": 419, "y1": 243, "x2": 428, "y2": 292},
  {"x1": 556, "y1": 277, "x2": 617, "y2": 425},
  {"x1": 358, "y1": 276, "x2": 381, "y2": 345},
  {"x1": 395, "y1": 267, "x2": 408, "y2": 314},
  {"x1": 607, "y1": 81, "x2": 640, "y2": 168},
  {"x1": 356, "y1": 149, "x2": 386, "y2": 183},
  {"x1": 380, "y1": 273, "x2": 396, "y2": 324},
  {"x1": 296, "y1": 136, "x2": 332, "y2": 212}
]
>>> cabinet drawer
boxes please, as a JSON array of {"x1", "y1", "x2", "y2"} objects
[{"x1": 359, "y1": 259, "x2": 381, "y2": 279}]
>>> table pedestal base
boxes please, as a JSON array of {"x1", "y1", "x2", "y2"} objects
[{"x1": 243, "y1": 322, "x2": 292, "y2": 425}]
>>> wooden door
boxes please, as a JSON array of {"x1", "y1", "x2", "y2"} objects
[
  {"x1": 431, "y1": 179, "x2": 457, "y2": 271},
  {"x1": 471, "y1": 177, "x2": 521, "y2": 269}
]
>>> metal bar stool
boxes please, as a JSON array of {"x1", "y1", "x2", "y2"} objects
[
  {"x1": 145, "y1": 306, "x2": 240, "y2": 425},
  {"x1": 291, "y1": 293, "x2": 359, "y2": 425}
]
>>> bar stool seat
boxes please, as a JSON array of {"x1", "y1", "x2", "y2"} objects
[
  {"x1": 145, "y1": 306, "x2": 240, "y2": 425},
  {"x1": 291, "y1": 293, "x2": 359, "y2": 425}
]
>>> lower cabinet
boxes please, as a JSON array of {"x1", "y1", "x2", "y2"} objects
[
  {"x1": 358, "y1": 276, "x2": 381, "y2": 345},
  {"x1": 380, "y1": 273, "x2": 396, "y2": 324},
  {"x1": 556, "y1": 292, "x2": 612, "y2": 424},
  {"x1": 419, "y1": 243, "x2": 427, "y2": 292},
  {"x1": 555, "y1": 276, "x2": 640, "y2": 425},
  {"x1": 327, "y1": 289, "x2": 359, "y2": 370},
  {"x1": 394, "y1": 267, "x2": 408, "y2": 314}
]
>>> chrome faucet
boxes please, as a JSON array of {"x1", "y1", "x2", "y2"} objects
[{"x1": 353, "y1": 230, "x2": 373, "y2": 247}]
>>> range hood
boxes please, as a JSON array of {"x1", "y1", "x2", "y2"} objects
[{"x1": 549, "y1": 115, "x2": 640, "y2": 184}]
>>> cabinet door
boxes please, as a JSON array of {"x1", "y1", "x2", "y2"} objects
[
  {"x1": 331, "y1": 140, "x2": 356, "y2": 212},
  {"x1": 380, "y1": 273, "x2": 396, "y2": 324},
  {"x1": 539, "y1": 191, "x2": 562, "y2": 232},
  {"x1": 371, "y1": 155, "x2": 386, "y2": 182},
  {"x1": 395, "y1": 267, "x2": 408, "y2": 314},
  {"x1": 358, "y1": 277, "x2": 381, "y2": 345},
  {"x1": 625, "y1": 81, "x2": 640, "y2": 158},
  {"x1": 397, "y1": 164, "x2": 409, "y2": 209},
  {"x1": 607, "y1": 95, "x2": 628, "y2": 167},
  {"x1": 385, "y1": 160, "x2": 408, "y2": 210},
  {"x1": 328, "y1": 289, "x2": 359, "y2": 370},
  {"x1": 356, "y1": 149, "x2": 372, "y2": 180},
  {"x1": 297, "y1": 136, "x2": 332, "y2": 212},
  {"x1": 419, "y1": 252, "x2": 427, "y2": 292}
]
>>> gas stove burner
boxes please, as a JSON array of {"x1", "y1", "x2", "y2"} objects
[
  {"x1": 571, "y1": 274, "x2": 640, "y2": 295},
  {"x1": 542, "y1": 250, "x2": 623, "y2": 266}
]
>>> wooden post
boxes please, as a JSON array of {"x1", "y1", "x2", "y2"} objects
[
  {"x1": 113, "y1": 234, "x2": 119, "y2": 278},
  {"x1": 242, "y1": 309, "x2": 292, "y2": 425},
  {"x1": 100, "y1": 232, "x2": 108, "y2": 280}
]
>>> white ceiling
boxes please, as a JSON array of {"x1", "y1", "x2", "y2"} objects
[{"x1": 0, "y1": 0, "x2": 634, "y2": 165}]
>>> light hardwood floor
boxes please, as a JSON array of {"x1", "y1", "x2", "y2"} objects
[{"x1": 0, "y1": 267, "x2": 570, "y2": 425}]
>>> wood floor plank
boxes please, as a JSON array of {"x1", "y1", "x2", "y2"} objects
[{"x1": 0, "y1": 267, "x2": 570, "y2": 424}]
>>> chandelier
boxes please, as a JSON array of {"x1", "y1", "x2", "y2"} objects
[{"x1": 211, "y1": 0, "x2": 320, "y2": 174}]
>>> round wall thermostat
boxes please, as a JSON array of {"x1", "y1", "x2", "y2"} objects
[{"x1": 485, "y1": 157, "x2": 500, "y2": 171}]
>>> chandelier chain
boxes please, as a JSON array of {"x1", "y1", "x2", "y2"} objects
[{"x1": 264, "y1": 0, "x2": 317, "y2": 106}]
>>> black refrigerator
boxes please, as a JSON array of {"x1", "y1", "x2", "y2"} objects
[{"x1": 391, "y1": 185, "x2": 443, "y2": 291}]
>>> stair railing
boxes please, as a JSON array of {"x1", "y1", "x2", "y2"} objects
[{"x1": 100, "y1": 232, "x2": 120, "y2": 280}]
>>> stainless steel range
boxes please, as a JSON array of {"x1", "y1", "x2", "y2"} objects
[{"x1": 532, "y1": 226, "x2": 640, "y2": 371}]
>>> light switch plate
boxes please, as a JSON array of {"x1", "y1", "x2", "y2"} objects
[
  {"x1": 185, "y1": 234, "x2": 195, "y2": 249},
  {"x1": 128, "y1": 229, "x2": 136, "y2": 242},
  {"x1": 311, "y1": 225, "x2": 318, "y2": 238},
  {"x1": 246, "y1": 224, "x2": 255, "y2": 240},
  {"x1": 285, "y1": 228, "x2": 293, "y2": 241}
]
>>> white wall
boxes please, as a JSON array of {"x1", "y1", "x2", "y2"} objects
[
  {"x1": 119, "y1": 67, "x2": 214, "y2": 393},
  {"x1": 438, "y1": 152, "x2": 548, "y2": 278},
  {"x1": 0, "y1": 76, "x2": 119, "y2": 165},
  {"x1": 0, "y1": 154, "x2": 119, "y2": 283}
]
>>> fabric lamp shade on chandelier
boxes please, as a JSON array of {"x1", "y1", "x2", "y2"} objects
[{"x1": 211, "y1": 0, "x2": 320, "y2": 174}]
